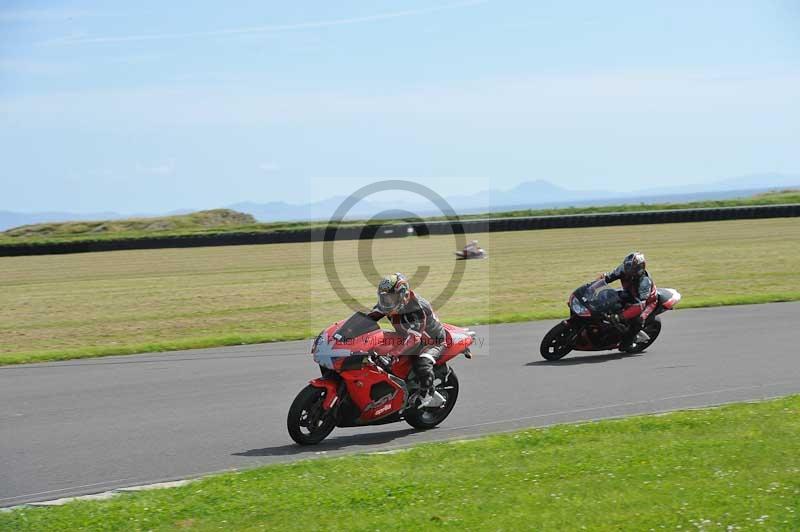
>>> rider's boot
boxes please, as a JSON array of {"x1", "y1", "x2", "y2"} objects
[
  {"x1": 418, "y1": 388, "x2": 445, "y2": 408},
  {"x1": 621, "y1": 329, "x2": 650, "y2": 351}
]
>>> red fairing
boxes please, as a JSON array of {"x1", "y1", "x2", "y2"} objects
[
  {"x1": 340, "y1": 366, "x2": 407, "y2": 423},
  {"x1": 661, "y1": 288, "x2": 682, "y2": 310},
  {"x1": 304, "y1": 311, "x2": 472, "y2": 429},
  {"x1": 389, "y1": 356, "x2": 414, "y2": 379},
  {"x1": 374, "y1": 331, "x2": 405, "y2": 355},
  {"x1": 621, "y1": 282, "x2": 659, "y2": 321},
  {"x1": 309, "y1": 377, "x2": 339, "y2": 410},
  {"x1": 438, "y1": 325, "x2": 474, "y2": 365}
]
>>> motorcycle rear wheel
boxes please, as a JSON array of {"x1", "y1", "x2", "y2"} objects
[
  {"x1": 287, "y1": 385, "x2": 337, "y2": 445},
  {"x1": 620, "y1": 316, "x2": 662, "y2": 354},
  {"x1": 540, "y1": 321, "x2": 576, "y2": 360},
  {"x1": 405, "y1": 369, "x2": 459, "y2": 430}
]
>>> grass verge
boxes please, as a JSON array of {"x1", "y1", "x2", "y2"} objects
[
  {"x1": 2, "y1": 217, "x2": 800, "y2": 365},
  {"x1": 3, "y1": 395, "x2": 799, "y2": 531},
  {"x1": 4, "y1": 291, "x2": 799, "y2": 366}
]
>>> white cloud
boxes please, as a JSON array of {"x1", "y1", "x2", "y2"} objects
[
  {"x1": 0, "y1": 8, "x2": 115, "y2": 22},
  {"x1": 3, "y1": 68, "x2": 798, "y2": 129},
  {"x1": 39, "y1": 0, "x2": 489, "y2": 46},
  {"x1": 136, "y1": 162, "x2": 175, "y2": 175},
  {"x1": 0, "y1": 59, "x2": 73, "y2": 76}
]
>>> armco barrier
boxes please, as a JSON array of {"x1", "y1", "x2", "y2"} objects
[{"x1": 1, "y1": 204, "x2": 798, "y2": 257}]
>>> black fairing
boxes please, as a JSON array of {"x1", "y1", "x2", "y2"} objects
[
  {"x1": 334, "y1": 395, "x2": 362, "y2": 427},
  {"x1": 335, "y1": 394, "x2": 404, "y2": 427},
  {"x1": 340, "y1": 354, "x2": 370, "y2": 371},
  {"x1": 584, "y1": 323, "x2": 623, "y2": 347},
  {"x1": 370, "y1": 381, "x2": 396, "y2": 401},
  {"x1": 573, "y1": 283, "x2": 623, "y2": 315},
  {"x1": 319, "y1": 366, "x2": 339, "y2": 379}
]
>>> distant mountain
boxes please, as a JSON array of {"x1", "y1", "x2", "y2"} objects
[
  {"x1": 446, "y1": 179, "x2": 614, "y2": 211},
  {"x1": 635, "y1": 173, "x2": 800, "y2": 197},
  {"x1": 229, "y1": 176, "x2": 800, "y2": 222},
  {"x1": 3, "y1": 174, "x2": 798, "y2": 230},
  {"x1": 227, "y1": 181, "x2": 617, "y2": 222},
  {"x1": 228, "y1": 196, "x2": 386, "y2": 222},
  {"x1": 714, "y1": 173, "x2": 800, "y2": 190}
]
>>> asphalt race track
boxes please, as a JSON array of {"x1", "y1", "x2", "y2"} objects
[{"x1": 2, "y1": 302, "x2": 799, "y2": 507}]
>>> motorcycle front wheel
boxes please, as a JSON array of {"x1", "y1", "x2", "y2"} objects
[
  {"x1": 287, "y1": 385, "x2": 337, "y2": 445},
  {"x1": 405, "y1": 369, "x2": 459, "y2": 430},
  {"x1": 540, "y1": 321, "x2": 576, "y2": 360}
]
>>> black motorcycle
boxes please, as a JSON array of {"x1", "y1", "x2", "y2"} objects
[{"x1": 540, "y1": 279, "x2": 681, "y2": 361}]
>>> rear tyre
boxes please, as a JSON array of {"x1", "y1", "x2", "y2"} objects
[
  {"x1": 287, "y1": 385, "x2": 337, "y2": 445},
  {"x1": 621, "y1": 316, "x2": 662, "y2": 354},
  {"x1": 540, "y1": 321, "x2": 576, "y2": 361},
  {"x1": 405, "y1": 369, "x2": 459, "y2": 430}
]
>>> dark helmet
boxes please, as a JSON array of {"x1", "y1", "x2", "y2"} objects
[
  {"x1": 376, "y1": 272, "x2": 410, "y2": 313},
  {"x1": 622, "y1": 252, "x2": 646, "y2": 278}
]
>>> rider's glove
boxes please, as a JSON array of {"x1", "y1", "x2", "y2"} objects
[
  {"x1": 375, "y1": 354, "x2": 393, "y2": 370},
  {"x1": 402, "y1": 329, "x2": 422, "y2": 352}
]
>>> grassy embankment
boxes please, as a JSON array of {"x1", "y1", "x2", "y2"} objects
[
  {"x1": 2, "y1": 395, "x2": 799, "y2": 530},
  {"x1": 0, "y1": 208, "x2": 261, "y2": 244},
  {"x1": 1, "y1": 217, "x2": 799, "y2": 365},
  {"x1": 2, "y1": 189, "x2": 799, "y2": 246}
]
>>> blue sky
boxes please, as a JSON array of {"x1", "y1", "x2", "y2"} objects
[{"x1": 1, "y1": 0, "x2": 799, "y2": 213}]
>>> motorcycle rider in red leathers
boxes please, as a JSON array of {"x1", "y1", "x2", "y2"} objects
[
  {"x1": 599, "y1": 252, "x2": 658, "y2": 350},
  {"x1": 368, "y1": 273, "x2": 447, "y2": 408}
]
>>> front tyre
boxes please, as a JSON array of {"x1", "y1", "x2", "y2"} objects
[
  {"x1": 540, "y1": 321, "x2": 576, "y2": 360},
  {"x1": 287, "y1": 385, "x2": 337, "y2": 445},
  {"x1": 405, "y1": 369, "x2": 459, "y2": 430}
]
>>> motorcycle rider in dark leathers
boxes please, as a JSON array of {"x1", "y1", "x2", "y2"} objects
[
  {"x1": 368, "y1": 273, "x2": 447, "y2": 408},
  {"x1": 463, "y1": 240, "x2": 480, "y2": 256},
  {"x1": 599, "y1": 252, "x2": 658, "y2": 350}
]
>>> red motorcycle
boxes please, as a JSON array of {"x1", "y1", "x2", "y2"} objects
[
  {"x1": 540, "y1": 279, "x2": 681, "y2": 360},
  {"x1": 287, "y1": 311, "x2": 475, "y2": 445}
]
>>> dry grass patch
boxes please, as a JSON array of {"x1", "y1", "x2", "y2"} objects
[{"x1": 1, "y1": 218, "x2": 799, "y2": 364}]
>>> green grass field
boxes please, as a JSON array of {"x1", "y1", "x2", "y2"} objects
[
  {"x1": 2, "y1": 189, "x2": 798, "y2": 246},
  {"x1": 3, "y1": 395, "x2": 798, "y2": 531},
  {"x1": 1, "y1": 217, "x2": 799, "y2": 365}
]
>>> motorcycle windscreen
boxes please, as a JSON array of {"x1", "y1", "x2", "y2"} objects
[
  {"x1": 577, "y1": 281, "x2": 623, "y2": 314},
  {"x1": 333, "y1": 311, "x2": 381, "y2": 341}
]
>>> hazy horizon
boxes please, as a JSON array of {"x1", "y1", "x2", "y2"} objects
[{"x1": 2, "y1": 173, "x2": 798, "y2": 222}]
